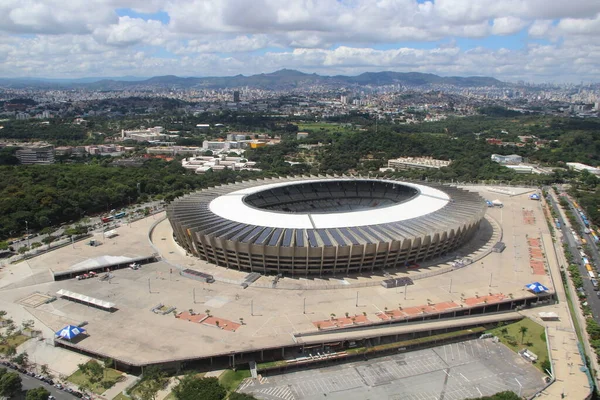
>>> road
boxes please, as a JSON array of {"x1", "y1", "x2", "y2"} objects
[
  {"x1": 547, "y1": 189, "x2": 600, "y2": 322},
  {"x1": 8, "y1": 200, "x2": 165, "y2": 251},
  {"x1": 16, "y1": 371, "x2": 77, "y2": 400}
]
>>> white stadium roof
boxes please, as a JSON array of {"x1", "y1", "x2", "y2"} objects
[{"x1": 209, "y1": 179, "x2": 450, "y2": 229}]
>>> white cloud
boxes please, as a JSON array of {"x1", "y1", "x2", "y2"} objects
[
  {"x1": 491, "y1": 17, "x2": 526, "y2": 35},
  {"x1": 0, "y1": 0, "x2": 599, "y2": 82}
]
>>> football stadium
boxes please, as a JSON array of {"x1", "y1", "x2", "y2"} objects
[{"x1": 167, "y1": 177, "x2": 487, "y2": 276}]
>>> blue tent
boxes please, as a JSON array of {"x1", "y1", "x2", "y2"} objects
[
  {"x1": 55, "y1": 325, "x2": 86, "y2": 340},
  {"x1": 525, "y1": 282, "x2": 549, "y2": 294}
]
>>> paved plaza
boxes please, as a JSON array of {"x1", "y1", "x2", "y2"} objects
[
  {"x1": 0, "y1": 185, "x2": 556, "y2": 365},
  {"x1": 239, "y1": 339, "x2": 546, "y2": 400},
  {"x1": 0, "y1": 184, "x2": 592, "y2": 399}
]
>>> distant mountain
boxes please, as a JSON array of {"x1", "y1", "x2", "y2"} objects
[{"x1": 0, "y1": 69, "x2": 506, "y2": 90}]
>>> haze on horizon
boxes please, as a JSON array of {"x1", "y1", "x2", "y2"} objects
[{"x1": 1, "y1": 0, "x2": 600, "y2": 83}]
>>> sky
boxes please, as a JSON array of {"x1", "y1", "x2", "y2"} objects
[{"x1": 1, "y1": 0, "x2": 600, "y2": 83}]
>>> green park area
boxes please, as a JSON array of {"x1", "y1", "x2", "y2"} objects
[
  {"x1": 488, "y1": 318, "x2": 550, "y2": 372},
  {"x1": 218, "y1": 369, "x2": 251, "y2": 393},
  {"x1": 0, "y1": 335, "x2": 29, "y2": 354},
  {"x1": 68, "y1": 361, "x2": 123, "y2": 394}
]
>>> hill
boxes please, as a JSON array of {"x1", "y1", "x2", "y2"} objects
[{"x1": 0, "y1": 69, "x2": 506, "y2": 90}]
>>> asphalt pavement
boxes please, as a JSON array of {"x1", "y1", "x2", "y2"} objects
[
  {"x1": 18, "y1": 372, "x2": 77, "y2": 400},
  {"x1": 547, "y1": 190, "x2": 600, "y2": 322}
]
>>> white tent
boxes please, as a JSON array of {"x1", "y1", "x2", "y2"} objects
[
  {"x1": 105, "y1": 230, "x2": 118, "y2": 238},
  {"x1": 539, "y1": 312, "x2": 559, "y2": 321},
  {"x1": 56, "y1": 289, "x2": 115, "y2": 310}
]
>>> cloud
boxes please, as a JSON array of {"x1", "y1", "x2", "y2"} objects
[{"x1": 0, "y1": 0, "x2": 599, "y2": 82}]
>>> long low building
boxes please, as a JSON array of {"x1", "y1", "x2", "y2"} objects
[{"x1": 166, "y1": 177, "x2": 486, "y2": 276}]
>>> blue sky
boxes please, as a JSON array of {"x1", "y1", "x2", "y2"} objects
[{"x1": 1, "y1": 1, "x2": 599, "y2": 82}]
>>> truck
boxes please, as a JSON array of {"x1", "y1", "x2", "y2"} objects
[{"x1": 586, "y1": 264, "x2": 593, "y2": 272}]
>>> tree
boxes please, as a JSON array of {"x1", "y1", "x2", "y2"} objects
[
  {"x1": 5, "y1": 345, "x2": 16, "y2": 357},
  {"x1": 0, "y1": 371, "x2": 22, "y2": 398},
  {"x1": 86, "y1": 361, "x2": 104, "y2": 384},
  {"x1": 205, "y1": 309, "x2": 211, "y2": 317},
  {"x1": 134, "y1": 366, "x2": 167, "y2": 400},
  {"x1": 12, "y1": 351, "x2": 29, "y2": 367},
  {"x1": 40, "y1": 364, "x2": 51, "y2": 377},
  {"x1": 0, "y1": 310, "x2": 6, "y2": 319},
  {"x1": 103, "y1": 358, "x2": 114, "y2": 369},
  {"x1": 229, "y1": 393, "x2": 258, "y2": 400},
  {"x1": 519, "y1": 326, "x2": 529, "y2": 344},
  {"x1": 172, "y1": 375, "x2": 226, "y2": 400},
  {"x1": 22, "y1": 319, "x2": 35, "y2": 331},
  {"x1": 26, "y1": 387, "x2": 50, "y2": 400}
]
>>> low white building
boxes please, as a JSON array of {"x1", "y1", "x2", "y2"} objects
[
  {"x1": 491, "y1": 154, "x2": 523, "y2": 164},
  {"x1": 387, "y1": 156, "x2": 451, "y2": 170},
  {"x1": 181, "y1": 156, "x2": 260, "y2": 174},
  {"x1": 566, "y1": 162, "x2": 600, "y2": 176}
]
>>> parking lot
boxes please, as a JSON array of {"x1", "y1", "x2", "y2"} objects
[{"x1": 239, "y1": 339, "x2": 546, "y2": 400}]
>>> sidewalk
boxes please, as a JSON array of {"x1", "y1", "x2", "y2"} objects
[
  {"x1": 101, "y1": 374, "x2": 138, "y2": 400},
  {"x1": 524, "y1": 196, "x2": 594, "y2": 399}
]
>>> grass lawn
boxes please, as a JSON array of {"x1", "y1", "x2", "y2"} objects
[
  {"x1": 487, "y1": 318, "x2": 549, "y2": 372},
  {"x1": 163, "y1": 392, "x2": 176, "y2": 400},
  {"x1": 112, "y1": 393, "x2": 130, "y2": 400},
  {"x1": 68, "y1": 364, "x2": 123, "y2": 395},
  {"x1": 0, "y1": 335, "x2": 30, "y2": 353},
  {"x1": 219, "y1": 369, "x2": 251, "y2": 393}
]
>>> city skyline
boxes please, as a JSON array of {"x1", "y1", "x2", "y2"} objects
[{"x1": 1, "y1": 0, "x2": 600, "y2": 83}]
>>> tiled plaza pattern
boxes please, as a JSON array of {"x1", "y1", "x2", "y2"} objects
[{"x1": 527, "y1": 237, "x2": 547, "y2": 275}]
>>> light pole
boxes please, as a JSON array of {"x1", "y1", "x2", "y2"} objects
[
  {"x1": 303, "y1": 297, "x2": 306, "y2": 314},
  {"x1": 25, "y1": 220, "x2": 29, "y2": 248}
]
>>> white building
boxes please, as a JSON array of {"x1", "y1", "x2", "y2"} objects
[
  {"x1": 16, "y1": 145, "x2": 55, "y2": 164},
  {"x1": 181, "y1": 156, "x2": 260, "y2": 174},
  {"x1": 387, "y1": 156, "x2": 451, "y2": 170},
  {"x1": 566, "y1": 162, "x2": 600, "y2": 176},
  {"x1": 491, "y1": 154, "x2": 523, "y2": 164},
  {"x1": 121, "y1": 127, "x2": 177, "y2": 142}
]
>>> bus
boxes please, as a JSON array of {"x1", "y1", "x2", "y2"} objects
[
  {"x1": 589, "y1": 270, "x2": 596, "y2": 279},
  {"x1": 101, "y1": 216, "x2": 114, "y2": 223},
  {"x1": 114, "y1": 211, "x2": 127, "y2": 219}
]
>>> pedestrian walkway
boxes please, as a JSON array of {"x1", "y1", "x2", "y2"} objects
[{"x1": 101, "y1": 374, "x2": 138, "y2": 400}]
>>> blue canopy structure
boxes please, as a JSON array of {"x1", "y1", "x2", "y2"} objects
[
  {"x1": 55, "y1": 325, "x2": 86, "y2": 340},
  {"x1": 525, "y1": 282, "x2": 549, "y2": 294}
]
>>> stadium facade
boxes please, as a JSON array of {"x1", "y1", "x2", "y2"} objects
[{"x1": 166, "y1": 177, "x2": 486, "y2": 276}]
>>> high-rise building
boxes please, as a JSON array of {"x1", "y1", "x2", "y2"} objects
[
  {"x1": 16, "y1": 145, "x2": 55, "y2": 164},
  {"x1": 233, "y1": 91, "x2": 240, "y2": 102}
]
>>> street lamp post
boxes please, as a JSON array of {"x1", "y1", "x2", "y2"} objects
[{"x1": 25, "y1": 220, "x2": 29, "y2": 248}]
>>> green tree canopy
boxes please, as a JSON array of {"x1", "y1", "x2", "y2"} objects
[
  {"x1": 0, "y1": 371, "x2": 22, "y2": 398},
  {"x1": 172, "y1": 376, "x2": 226, "y2": 400},
  {"x1": 25, "y1": 387, "x2": 50, "y2": 400},
  {"x1": 228, "y1": 393, "x2": 258, "y2": 400}
]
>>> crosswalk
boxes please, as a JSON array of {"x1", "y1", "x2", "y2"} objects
[
  {"x1": 238, "y1": 376, "x2": 269, "y2": 391},
  {"x1": 252, "y1": 385, "x2": 295, "y2": 400}
]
